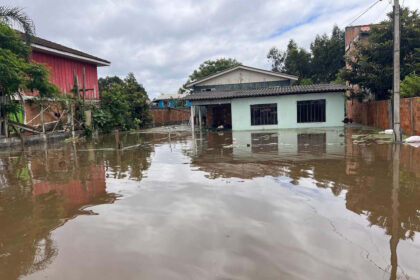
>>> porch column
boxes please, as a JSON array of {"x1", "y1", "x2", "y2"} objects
[
  {"x1": 198, "y1": 106, "x2": 202, "y2": 130},
  {"x1": 190, "y1": 105, "x2": 195, "y2": 134}
]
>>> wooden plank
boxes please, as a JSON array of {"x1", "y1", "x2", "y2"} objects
[{"x1": 8, "y1": 120, "x2": 41, "y2": 134}]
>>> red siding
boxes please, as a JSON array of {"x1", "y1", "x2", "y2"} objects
[{"x1": 29, "y1": 50, "x2": 100, "y2": 99}]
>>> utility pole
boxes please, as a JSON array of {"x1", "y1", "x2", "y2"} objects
[{"x1": 393, "y1": 0, "x2": 402, "y2": 143}]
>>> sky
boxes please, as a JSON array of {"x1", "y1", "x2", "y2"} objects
[{"x1": 5, "y1": 0, "x2": 420, "y2": 99}]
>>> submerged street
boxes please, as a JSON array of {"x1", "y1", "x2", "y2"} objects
[{"x1": 0, "y1": 127, "x2": 419, "y2": 280}]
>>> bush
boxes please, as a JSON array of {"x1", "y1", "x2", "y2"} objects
[
  {"x1": 94, "y1": 73, "x2": 151, "y2": 132},
  {"x1": 401, "y1": 72, "x2": 420, "y2": 98}
]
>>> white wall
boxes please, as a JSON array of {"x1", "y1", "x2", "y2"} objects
[
  {"x1": 196, "y1": 69, "x2": 286, "y2": 86},
  {"x1": 231, "y1": 92, "x2": 345, "y2": 131}
]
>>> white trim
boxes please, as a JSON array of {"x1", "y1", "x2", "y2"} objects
[
  {"x1": 185, "y1": 65, "x2": 298, "y2": 88},
  {"x1": 32, "y1": 44, "x2": 110, "y2": 66}
]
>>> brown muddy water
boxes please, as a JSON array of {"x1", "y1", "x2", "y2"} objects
[{"x1": 0, "y1": 126, "x2": 419, "y2": 280}]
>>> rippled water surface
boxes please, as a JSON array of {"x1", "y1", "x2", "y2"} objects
[{"x1": 0, "y1": 127, "x2": 419, "y2": 280}]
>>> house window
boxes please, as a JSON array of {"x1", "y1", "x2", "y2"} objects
[
  {"x1": 297, "y1": 99, "x2": 326, "y2": 123},
  {"x1": 201, "y1": 88, "x2": 216, "y2": 92},
  {"x1": 250, "y1": 103, "x2": 278, "y2": 126}
]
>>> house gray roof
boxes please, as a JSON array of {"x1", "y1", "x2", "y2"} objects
[
  {"x1": 184, "y1": 65, "x2": 298, "y2": 88},
  {"x1": 185, "y1": 84, "x2": 349, "y2": 101}
]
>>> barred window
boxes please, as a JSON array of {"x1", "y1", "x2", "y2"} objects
[
  {"x1": 297, "y1": 99, "x2": 326, "y2": 123},
  {"x1": 251, "y1": 104, "x2": 277, "y2": 126}
]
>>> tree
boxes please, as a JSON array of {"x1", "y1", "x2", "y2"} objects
[
  {"x1": 123, "y1": 73, "x2": 151, "y2": 127},
  {"x1": 0, "y1": 6, "x2": 35, "y2": 54},
  {"x1": 267, "y1": 40, "x2": 311, "y2": 83},
  {"x1": 310, "y1": 25, "x2": 345, "y2": 83},
  {"x1": 284, "y1": 40, "x2": 312, "y2": 79},
  {"x1": 340, "y1": 7, "x2": 420, "y2": 100},
  {"x1": 0, "y1": 13, "x2": 58, "y2": 136},
  {"x1": 180, "y1": 58, "x2": 241, "y2": 93},
  {"x1": 98, "y1": 75, "x2": 123, "y2": 93},
  {"x1": 267, "y1": 47, "x2": 286, "y2": 73},
  {"x1": 267, "y1": 26, "x2": 345, "y2": 84},
  {"x1": 96, "y1": 73, "x2": 150, "y2": 131},
  {"x1": 401, "y1": 72, "x2": 420, "y2": 97}
]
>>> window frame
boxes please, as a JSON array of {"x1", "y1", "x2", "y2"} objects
[
  {"x1": 296, "y1": 99, "x2": 326, "y2": 123},
  {"x1": 250, "y1": 103, "x2": 278, "y2": 126}
]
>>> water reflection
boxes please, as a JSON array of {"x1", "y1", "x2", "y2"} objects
[
  {"x1": 0, "y1": 131, "x2": 162, "y2": 280},
  {"x1": 190, "y1": 128, "x2": 420, "y2": 279},
  {"x1": 0, "y1": 128, "x2": 419, "y2": 279}
]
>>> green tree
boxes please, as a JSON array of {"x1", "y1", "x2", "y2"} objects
[
  {"x1": 123, "y1": 73, "x2": 151, "y2": 127},
  {"x1": 267, "y1": 46, "x2": 286, "y2": 73},
  {"x1": 0, "y1": 6, "x2": 34, "y2": 51},
  {"x1": 310, "y1": 25, "x2": 345, "y2": 83},
  {"x1": 98, "y1": 75, "x2": 123, "y2": 93},
  {"x1": 340, "y1": 7, "x2": 420, "y2": 100},
  {"x1": 267, "y1": 40, "x2": 311, "y2": 84},
  {"x1": 284, "y1": 40, "x2": 312, "y2": 79},
  {"x1": 180, "y1": 58, "x2": 241, "y2": 92},
  {"x1": 267, "y1": 26, "x2": 345, "y2": 84},
  {"x1": 0, "y1": 11, "x2": 58, "y2": 135},
  {"x1": 401, "y1": 72, "x2": 420, "y2": 97},
  {"x1": 96, "y1": 73, "x2": 150, "y2": 131}
]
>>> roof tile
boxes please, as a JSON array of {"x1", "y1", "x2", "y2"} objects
[{"x1": 186, "y1": 84, "x2": 349, "y2": 101}]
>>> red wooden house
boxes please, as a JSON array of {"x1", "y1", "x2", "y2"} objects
[{"x1": 20, "y1": 33, "x2": 110, "y2": 126}]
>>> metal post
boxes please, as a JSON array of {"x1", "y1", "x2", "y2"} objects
[{"x1": 393, "y1": 0, "x2": 402, "y2": 142}]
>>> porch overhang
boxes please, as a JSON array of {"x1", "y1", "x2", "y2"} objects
[{"x1": 190, "y1": 99, "x2": 232, "y2": 106}]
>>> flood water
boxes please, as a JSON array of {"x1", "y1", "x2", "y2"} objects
[{"x1": 0, "y1": 127, "x2": 419, "y2": 280}]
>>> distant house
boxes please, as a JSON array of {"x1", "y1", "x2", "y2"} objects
[
  {"x1": 17, "y1": 32, "x2": 110, "y2": 126},
  {"x1": 185, "y1": 65, "x2": 348, "y2": 130},
  {"x1": 152, "y1": 93, "x2": 190, "y2": 108}
]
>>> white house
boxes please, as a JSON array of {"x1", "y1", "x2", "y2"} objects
[{"x1": 185, "y1": 65, "x2": 348, "y2": 131}]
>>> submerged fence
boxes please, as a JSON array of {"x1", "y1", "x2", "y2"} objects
[{"x1": 346, "y1": 97, "x2": 420, "y2": 135}]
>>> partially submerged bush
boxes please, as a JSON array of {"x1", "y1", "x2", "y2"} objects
[{"x1": 95, "y1": 73, "x2": 151, "y2": 132}]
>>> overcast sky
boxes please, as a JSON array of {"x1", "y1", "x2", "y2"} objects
[{"x1": 5, "y1": 0, "x2": 420, "y2": 98}]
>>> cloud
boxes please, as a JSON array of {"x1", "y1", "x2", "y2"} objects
[{"x1": 5, "y1": 0, "x2": 420, "y2": 98}]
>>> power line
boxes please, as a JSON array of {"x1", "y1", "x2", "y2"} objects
[{"x1": 348, "y1": 0, "x2": 383, "y2": 26}]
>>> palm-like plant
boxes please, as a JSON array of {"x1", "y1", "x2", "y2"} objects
[{"x1": 0, "y1": 6, "x2": 35, "y2": 45}]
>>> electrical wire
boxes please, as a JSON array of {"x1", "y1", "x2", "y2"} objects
[{"x1": 348, "y1": 0, "x2": 383, "y2": 26}]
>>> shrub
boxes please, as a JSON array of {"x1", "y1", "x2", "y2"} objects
[{"x1": 401, "y1": 72, "x2": 420, "y2": 98}]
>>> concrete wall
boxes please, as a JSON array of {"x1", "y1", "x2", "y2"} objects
[
  {"x1": 196, "y1": 68, "x2": 287, "y2": 86},
  {"x1": 231, "y1": 92, "x2": 345, "y2": 131}
]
